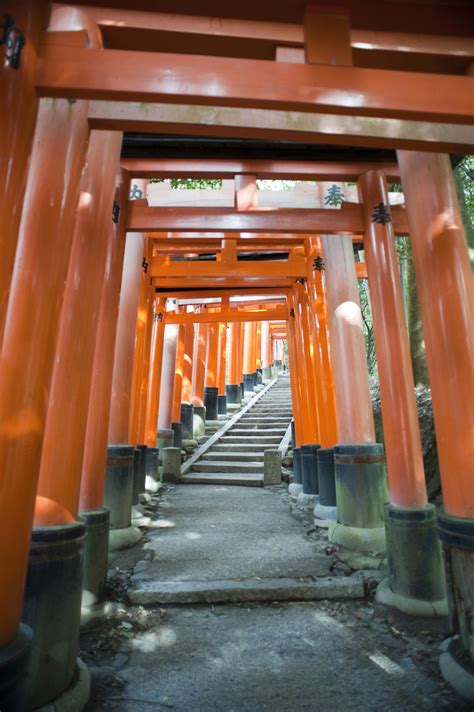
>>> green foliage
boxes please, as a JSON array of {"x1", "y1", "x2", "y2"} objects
[
  {"x1": 149, "y1": 178, "x2": 222, "y2": 189},
  {"x1": 454, "y1": 156, "x2": 474, "y2": 253},
  {"x1": 358, "y1": 278, "x2": 378, "y2": 379}
]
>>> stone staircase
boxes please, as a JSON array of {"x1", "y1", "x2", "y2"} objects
[{"x1": 181, "y1": 376, "x2": 293, "y2": 486}]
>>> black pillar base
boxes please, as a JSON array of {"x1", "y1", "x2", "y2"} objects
[
  {"x1": 439, "y1": 513, "x2": 474, "y2": 674},
  {"x1": 292, "y1": 447, "x2": 302, "y2": 484},
  {"x1": 218, "y1": 394, "x2": 227, "y2": 415},
  {"x1": 239, "y1": 382, "x2": 245, "y2": 400},
  {"x1": 104, "y1": 445, "x2": 134, "y2": 529},
  {"x1": 180, "y1": 402, "x2": 194, "y2": 439},
  {"x1": 334, "y1": 443, "x2": 388, "y2": 529},
  {"x1": 145, "y1": 446, "x2": 159, "y2": 482},
  {"x1": 80, "y1": 507, "x2": 110, "y2": 607},
  {"x1": 204, "y1": 386, "x2": 219, "y2": 420},
  {"x1": 135, "y1": 445, "x2": 148, "y2": 498},
  {"x1": 301, "y1": 444, "x2": 321, "y2": 495},
  {"x1": 226, "y1": 384, "x2": 239, "y2": 404},
  {"x1": 386, "y1": 504, "x2": 446, "y2": 601},
  {"x1": 171, "y1": 421, "x2": 183, "y2": 448},
  {"x1": 317, "y1": 448, "x2": 336, "y2": 506},
  {"x1": 243, "y1": 373, "x2": 256, "y2": 393},
  {"x1": 22, "y1": 522, "x2": 85, "y2": 708},
  {"x1": 132, "y1": 447, "x2": 140, "y2": 505},
  {"x1": 0, "y1": 623, "x2": 32, "y2": 712},
  {"x1": 290, "y1": 420, "x2": 296, "y2": 451},
  {"x1": 192, "y1": 406, "x2": 206, "y2": 438}
]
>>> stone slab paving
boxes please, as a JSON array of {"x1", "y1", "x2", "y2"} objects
[
  {"x1": 83, "y1": 483, "x2": 467, "y2": 712},
  {"x1": 131, "y1": 484, "x2": 335, "y2": 586},
  {"x1": 84, "y1": 602, "x2": 464, "y2": 712}
]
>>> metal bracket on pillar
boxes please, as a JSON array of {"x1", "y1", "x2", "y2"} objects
[
  {"x1": 0, "y1": 15, "x2": 25, "y2": 69},
  {"x1": 142, "y1": 257, "x2": 148, "y2": 273},
  {"x1": 112, "y1": 201, "x2": 120, "y2": 223}
]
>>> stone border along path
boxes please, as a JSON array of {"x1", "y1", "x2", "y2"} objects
[{"x1": 181, "y1": 377, "x2": 293, "y2": 486}]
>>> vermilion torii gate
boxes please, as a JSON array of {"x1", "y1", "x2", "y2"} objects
[{"x1": 1, "y1": 1, "x2": 473, "y2": 709}]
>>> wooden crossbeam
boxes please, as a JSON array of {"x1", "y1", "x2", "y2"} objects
[
  {"x1": 150, "y1": 259, "x2": 307, "y2": 279},
  {"x1": 155, "y1": 287, "x2": 290, "y2": 299},
  {"x1": 37, "y1": 44, "x2": 474, "y2": 125},
  {"x1": 128, "y1": 204, "x2": 409, "y2": 235},
  {"x1": 71, "y1": 4, "x2": 474, "y2": 43},
  {"x1": 89, "y1": 101, "x2": 474, "y2": 153},
  {"x1": 164, "y1": 307, "x2": 287, "y2": 324},
  {"x1": 154, "y1": 277, "x2": 295, "y2": 289},
  {"x1": 121, "y1": 158, "x2": 401, "y2": 181}
]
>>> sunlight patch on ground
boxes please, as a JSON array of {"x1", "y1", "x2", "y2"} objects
[{"x1": 131, "y1": 627, "x2": 178, "y2": 653}]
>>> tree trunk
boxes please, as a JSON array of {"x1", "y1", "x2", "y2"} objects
[
  {"x1": 453, "y1": 165, "x2": 474, "y2": 273},
  {"x1": 406, "y1": 241, "x2": 429, "y2": 386}
]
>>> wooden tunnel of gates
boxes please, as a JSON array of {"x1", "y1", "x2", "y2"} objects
[{"x1": 1, "y1": 0, "x2": 473, "y2": 709}]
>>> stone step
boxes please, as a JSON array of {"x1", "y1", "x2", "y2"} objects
[
  {"x1": 211, "y1": 444, "x2": 273, "y2": 453},
  {"x1": 180, "y1": 472, "x2": 264, "y2": 487},
  {"x1": 238, "y1": 417, "x2": 290, "y2": 423},
  {"x1": 249, "y1": 408, "x2": 292, "y2": 414},
  {"x1": 205, "y1": 451, "x2": 265, "y2": 462},
  {"x1": 192, "y1": 461, "x2": 264, "y2": 473},
  {"x1": 232, "y1": 422, "x2": 289, "y2": 430},
  {"x1": 129, "y1": 575, "x2": 365, "y2": 605},
  {"x1": 228, "y1": 428, "x2": 287, "y2": 436},
  {"x1": 220, "y1": 436, "x2": 282, "y2": 444}
]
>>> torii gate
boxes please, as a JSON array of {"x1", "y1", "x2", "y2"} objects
[{"x1": 0, "y1": 1, "x2": 473, "y2": 708}]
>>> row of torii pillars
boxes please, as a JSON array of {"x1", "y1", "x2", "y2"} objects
[{"x1": 1, "y1": 11, "x2": 474, "y2": 712}]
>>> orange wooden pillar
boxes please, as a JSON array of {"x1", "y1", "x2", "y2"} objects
[
  {"x1": 0, "y1": 7, "x2": 103, "y2": 706},
  {"x1": 301, "y1": 282, "x2": 325, "y2": 442},
  {"x1": 359, "y1": 169, "x2": 446, "y2": 613},
  {"x1": 180, "y1": 310, "x2": 196, "y2": 439},
  {"x1": 157, "y1": 306, "x2": 179, "y2": 435},
  {"x1": 135, "y1": 284, "x2": 156, "y2": 446},
  {"x1": 108, "y1": 181, "x2": 147, "y2": 446},
  {"x1": 0, "y1": 0, "x2": 50, "y2": 342},
  {"x1": 217, "y1": 320, "x2": 228, "y2": 414},
  {"x1": 0, "y1": 3, "x2": 93, "y2": 677},
  {"x1": 226, "y1": 319, "x2": 241, "y2": 403},
  {"x1": 204, "y1": 315, "x2": 220, "y2": 420},
  {"x1": 398, "y1": 152, "x2": 474, "y2": 678},
  {"x1": 192, "y1": 318, "x2": 208, "y2": 408},
  {"x1": 35, "y1": 129, "x2": 123, "y2": 527},
  {"x1": 191, "y1": 314, "x2": 208, "y2": 436},
  {"x1": 80, "y1": 170, "x2": 130, "y2": 513},
  {"x1": 171, "y1": 315, "x2": 187, "y2": 446},
  {"x1": 292, "y1": 282, "x2": 322, "y2": 504},
  {"x1": 293, "y1": 283, "x2": 319, "y2": 445},
  {"x1": 242, "y1": 320, "x2": 257, "y2": 393},
  {"x1": 305, "y1": 236, "x2": 338, "y2": 448},
  {"x1": 287, "y1": 293, "x2": 307, "y2": 499},
  {"x1": 286, "y1": 315, "x2": 303, "y2": 447},
  {"x1": 238, "y1": 322, "x2": 245, "y2": 393},
  {"x1": 322, "y1": 234, "x2": 375, "y2": 444},
  {"x1": 255, "y1": 321, "x2": 262, "y2": 382},
  {"x1": 128, "y1": 238, "x2": 154, "y2": 446},
  {"x1": 144, "y1": 299, "x2": 166, "y2": 447},
  {"x1": 181, "y1": 316, "x2": 195, "y2": 405},
  {"x1": 322, "y1": 226, "x2": 386, "y2": 554},
  {"x1": 261, "y1": 321, "x2": 273, "y2": 380}
]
